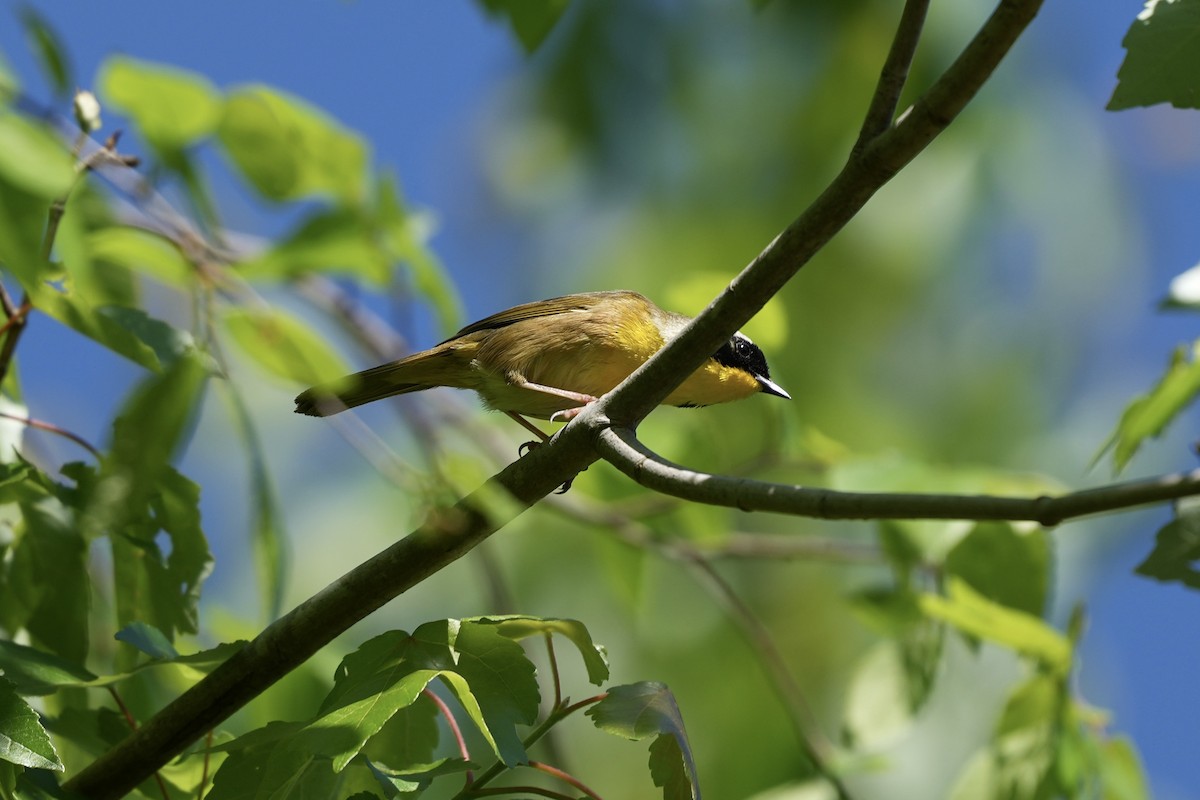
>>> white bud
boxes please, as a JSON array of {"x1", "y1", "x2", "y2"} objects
[{"x1": 73, "y1": 89, "x2": 102, "y2": 133}]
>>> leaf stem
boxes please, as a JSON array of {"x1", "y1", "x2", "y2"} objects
[
  {"x1": 529, "y1": 760, "x2": 603, "y2": 800},
  {"x1": 0, "y1": 411, "x2": 101, "y2": 459}
]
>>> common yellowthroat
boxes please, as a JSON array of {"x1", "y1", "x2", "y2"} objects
[{"x1": 294, "y1": 290, "x2": 789, "y2": 438}]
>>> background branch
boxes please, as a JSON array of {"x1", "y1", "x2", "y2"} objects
[{"x1": 598, "y1": 426, "x2": 1200, "y2": 525}]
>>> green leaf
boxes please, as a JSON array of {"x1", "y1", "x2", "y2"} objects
[
  {"x1": 477, "y1": 0, "x2": 571, "y2": 53},
  {"x1": 0, "y1": 640, "x2": 96, "y2": 696},
  {"x1": 587, "y1": 682, "x2": 700, "y2": 798},
  {"x1": 472, "y1": 615, "x2": 610, "y2": 685},
  {"x1": 0, "y1": 180, "x2": 53, "y2": 291},
  {"x1": 305, "y1": 664, "x2": 444, "y2": 773},
  {"x1": 0, "y1": 676, "x2": 61, "y2": 770},
  {"x1": 1103, "y1": 342, "x2": 1200, "y2": 471},
  {"x1": 106, "y1": 354, "x2": 208, "y2": 511},
  {"x1": 1109, "y1": 0, "x2": 1200, "y2": 110},
  {"x1": 444, "y1": 621, "x2": 539, "y2": 766},
  {"x1": 235, "y1": 208, "x2": 391, "y2": 285},
  {"x1": 376, "y1": 174, "x2": 462, "y2": 333},
  {"x1": 365, "y1": 757, "x2": 474, "y2": 799},
  {"x1": 114, "y1": 622, "x2": 179, "y2": 660},
  {"x1": 14, "y1": 499, "x2": 90, "y2": 662},
  {"x1": 222, "y1": 307, "x2": 351, "y2": 386},
  {"x1": 919, "y1": 579, "x2": 1071, "y2": 674},
  {"x1": 95, "y1": 306, "x2": 198, "y2": 368},
  {"x1": 87, "y1": 227, "x2": 193, "y2": 288},
  {"x1": 305, "y1": 626, "x2": 514, "y2": 771},
  {"x1": 944, "y1": 523, "x2": 1049, "y2": 616},
  {"x1": 18, "y1": 7, "x2": 72, "y2": 98},
  {"x1": 218, "y1": 85, "x2": 368, "y2": 203},
  {"x1": 208, "y1": 722, "x2": 337, "y2": 800},
  {"x1": 1099, "y1": 736, "x2": 1149, "y2": 800},
  {"x1": 110, "y1": 467, "x2": 213, "y2": 643},
  {"x1": 361, "y1": 695, "x2": 439, "y2": 768},
  {"x1": 41, "y1": 707, "x2": 129, "y2": 760},
  {"x1": 841, "y1": 641, "x2": 915, "y2": 750},
  {"x1": 0, "y1": 113, "x2": 75, "y2": 199},
  {"x1": 98, "y1": 56, "x2": 221, "y2": 152},
  {"x1": 1134, "y1": 498, "x2": 1200, "y2": 589}
]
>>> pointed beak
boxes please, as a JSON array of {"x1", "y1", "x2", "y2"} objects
[{"x1": 756, "y1": 375, "x2": 791, "y2": 400}]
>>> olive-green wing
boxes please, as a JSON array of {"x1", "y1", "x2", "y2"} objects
[{"x1": 444, "y1": 291, "x2": 638, "y2": 342}]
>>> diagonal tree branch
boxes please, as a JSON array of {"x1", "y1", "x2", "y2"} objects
[
  {"x1": 597, "y1": 426, "x2": 1200, "y2": 526},
  {"x1": 853, "y1": 0, "x2": 932, "y2": 153}
]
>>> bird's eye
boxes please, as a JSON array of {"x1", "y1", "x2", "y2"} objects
[{"x1": 735, "y1": 339, "x2": 751, "y2": 356}]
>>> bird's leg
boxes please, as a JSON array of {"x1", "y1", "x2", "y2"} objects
[
  {"x1": 506, "y1": 374, "x2": 599, "y2": 426},
  {"x1": 507, "y1": 375, "x2": 598, "y2": 409},
  {"x1": 507, "y1": 412, "x2": 550, "y2": 452}
]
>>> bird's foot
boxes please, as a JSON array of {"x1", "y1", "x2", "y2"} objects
[{"x1": 517, "y1": 439, "x2": 575, "y2": 494}]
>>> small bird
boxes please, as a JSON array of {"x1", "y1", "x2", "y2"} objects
[{"x1": 294, "y1": 290, "x2": 789, "y2": 439}]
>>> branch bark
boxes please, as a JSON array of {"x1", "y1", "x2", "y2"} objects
[{"x1": 597, "y1": 426, "x2": 1200, "y2": 526}]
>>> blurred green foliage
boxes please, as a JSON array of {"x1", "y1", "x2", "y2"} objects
[{"x1": 2, "y1": 1, "x2": 1199, "y2": 799}]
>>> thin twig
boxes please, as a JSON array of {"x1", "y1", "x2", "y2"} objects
[
  {"x1": 452, "y1": 693, "x2": 608, "y2": 799},
  {"x1": 425, "y1": 688, "x2": 474, "y2": 785},
  {"x1": 106, "y1": 687, "x2": 171, "y2": 800},
  {"x1": 598, "y1": 426, "x2": 1199, "y2": 525},
  {"x1": 854, "y1": 0, "x2": 933, "y2": 153},
  {"x1": 467, "y1": 786, "x2": 578, "y2": 800},
  {"x1": 528, "y1": 761, "x2": 603, "y2": 800},
  {"x1": 685, "y1": 557, "x2": 853, "y2": 799},
  {"x1": 197, "y1": 729, "x2": 213, "y2": 800},
  {"x1": 0, "y1": 411, "x2": 102, "y2": 459}
]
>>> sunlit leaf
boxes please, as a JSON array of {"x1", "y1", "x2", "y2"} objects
[
  {"x1": 1099, "y1": 736, "x2": 1150, "y2": 800},
  {"x1": 235, "y1": 208, "x2": 390, "y2": 285},
  {"x1": 1103, "y1": 342, "x2": 1200, "y2": 471},
  {"x1": 87, "y1": 226, "x2": 193, "y2": 288},
  {"x1": 0, "y1": 677, "x2": 61, "y2": 770},
  {"x1": 841, "y1": 641, "x2": 914, "y2": 749},
  {"x1": 0, "y1": 112, "x2": 75, "y2": 199},
  {"x1": 222, "y1": 307, "x2": 351, "y2": 386},
  {"x1": 477, "y1": 0, "x2": 571, "y2": 53},
  {"x1": 218, "y1": 85, "x2": 368, "y2": 203},
  {"x1": 919, "y1": 579, "x2": 1071, "y2": 674},
  {"x1": 444, "y1": 620, "x2": 539, "y2": 766},
  {"x1": 587, "y1": 682, "x2": 701, "y2": 799},
  {"x1": 1109, "y1": 0, "x2": 1200, "y2": 110},
  {"x1": 307, "y1": 625, "x2": 520, "y2": 771},
  {"x1": 99, "y1": 56, "x2": 221, "y2": 152},
  {"x1": 473, "y1": 615, "x2": 610, "y2": 684}
]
